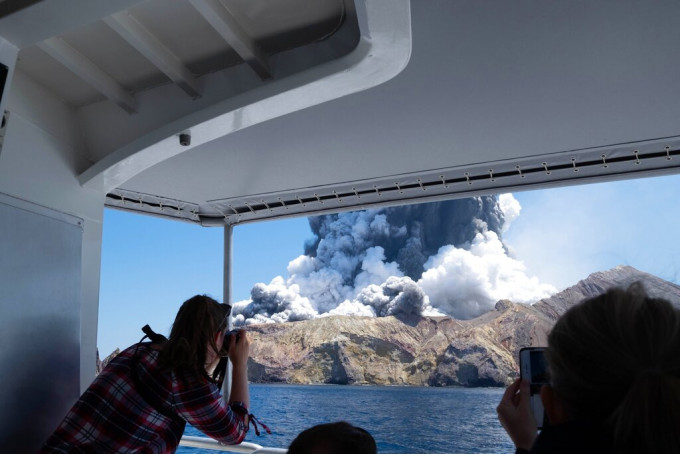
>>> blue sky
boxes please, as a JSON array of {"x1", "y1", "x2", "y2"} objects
[
  {"x1": 504, "y1": 174, "x2": 680, "y2": 287},
  {"x1": 97, "y1": 173, "x2": 680, "y2": 357},
  {"x1": 98, "y1": 212, "x2": 312, "y2": 357}
]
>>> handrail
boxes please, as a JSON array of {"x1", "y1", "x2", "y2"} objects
[{"x1": 179, "y1": 435, "x2": 287, "y2": 453}]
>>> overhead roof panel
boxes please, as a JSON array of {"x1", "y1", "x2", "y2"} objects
[
  {"x1": 126, "y1": 0, "x2": 245, "y2": 73},
  {"x1": 64, "y1": 21, "x2": 168, "y2": 94},
  {"x1": 16, "y1": 46, "x2": 106, "y2": 107},
  {"x1": 109, "y1": 0, "x2": 680, "y2": 226},
  {"x1": 13, "y1": 0, "x2": 356, "y2": 113},
  {"x1": 225, "y1": 0, "x2": 347, "y2": 53}
]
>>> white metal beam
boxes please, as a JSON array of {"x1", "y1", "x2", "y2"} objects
[
  {"x1": 104, "y1": 12, "x2": 202, "y2": 99},
  {"x1": 37, "y1": 37, "x2": 137, "y2": 114},
  {"x1": 188, "y1": 0, "x2": 272, "y2": 80},
  {"x1": 0, "y1": 0, "x2": 146, "y2": 48}
]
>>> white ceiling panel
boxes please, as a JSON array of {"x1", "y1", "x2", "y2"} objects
[
  {"x1": 114, "y1": 0, "x2": 680, "y2": 225},
  {"x1": 4, "y1": 0, "x2": 680, "y2": 226}
]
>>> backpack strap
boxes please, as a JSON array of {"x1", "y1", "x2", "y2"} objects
[{"x1": 131, "y1": 326, "x2": 186, "y2": 428}]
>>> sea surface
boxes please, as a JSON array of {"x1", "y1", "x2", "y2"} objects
[{"x1": 178, "y1": 384, "x2": 514, "y2": 454}]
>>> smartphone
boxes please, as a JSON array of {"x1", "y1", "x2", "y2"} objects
[{"x1": 519, "y1": 347, "x2": 549, "y2": 429}]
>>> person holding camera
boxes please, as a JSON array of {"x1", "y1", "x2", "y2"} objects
[
  {"x1": 40, "y1": 294, "x2": 252, "y2": 453},
  {"x1": 497, "y1": 283, "x2": 680, "y2": 454}
]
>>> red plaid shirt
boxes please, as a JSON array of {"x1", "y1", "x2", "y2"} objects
[{"x1": 40, "y1": 343, "x2": 248, "y2": 453}]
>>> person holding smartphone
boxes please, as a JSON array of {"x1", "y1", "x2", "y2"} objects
[{"x1": 497, "y1": 283, "x2": 680, "y2": 454}]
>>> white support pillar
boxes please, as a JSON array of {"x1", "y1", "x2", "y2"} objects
[{"x1": 221, "y1": 223, "x2": 234, "y2": 401}]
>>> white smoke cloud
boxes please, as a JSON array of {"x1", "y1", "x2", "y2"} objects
[
  {"x1": 233, "y1": 246, "x2": 417, "y2": 324},
  {"x1": 498, "y1": 193, "x2": 521, "y2": 232},
  {"x1": 232, "y1": 276, "x2": 317, "y2": 325},
  {"x1": 232, "y1": 194, "x2": 556, "y2": 324},
  {"x1": 328, "y1": 300, "x2": 376, "y2": 317},
  {"x1": 418, "y1": 230, "x2": 556, "y2": 319},
  {"x1": 353, "y1": 246, "x2": 403, "y2": 291},
  {"x1": 354, "y1": 276, "x2": 440, "y2": 317}
]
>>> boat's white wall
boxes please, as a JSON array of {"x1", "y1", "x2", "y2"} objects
[
  {"x1": 0, "y1": 69, "x2": 106, "y2": 447},
  {"x1": 0, "y1": 195, "x2": 83, "y2": 453}
]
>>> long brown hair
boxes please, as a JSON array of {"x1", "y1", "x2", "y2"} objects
[
  {"x1": 547, "y1": 283, "x2": 680, "y2": 453},
  {"x1": 158, "y1": 294, "x2": 231, "y2": 383}
]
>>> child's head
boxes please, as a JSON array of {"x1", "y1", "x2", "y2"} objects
[{"x1": 288, "y1": 421, "x2": 377, "y2": 454}]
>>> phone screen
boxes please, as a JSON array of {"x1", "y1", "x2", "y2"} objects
[{"x1": 520, "y1": 347, "x2": 549, "y2": 429}]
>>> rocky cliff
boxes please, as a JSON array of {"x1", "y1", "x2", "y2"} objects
[
  {"x1": 245, "y1": 301, "x2": 552, "y2": 387},
  {"x1": 95, "y1": 348, "x2": 121, "y2": 375},
  {"x1": 532, "y1": 265, "x2": 680, "y2": 319},
  {"x1": 245, "y1": 266, "x2": 680, "y2": 387}
]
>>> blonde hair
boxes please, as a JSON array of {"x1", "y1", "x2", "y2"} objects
[{"x1": 546, "y1": 283, "x2": 680, "y2": 453}]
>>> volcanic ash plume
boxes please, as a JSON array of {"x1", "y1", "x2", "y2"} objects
[{"x1": 232, "y1": 194, "x2": 555, "y2": 325}]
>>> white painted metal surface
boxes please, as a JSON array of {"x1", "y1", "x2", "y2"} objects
[
  {"x1": 110, "y1": 0, "x2": 680, "y2": 225},
  {"x1": 37, "y1": 37, "x2": 139, "y2": 113},
  {"x1": 104, "y1": 11, "x2": 203, "y2": 99},
  {"x1": 0, "y1": 194, "x2": 83, "y2": 453},
  {"x1": 189, "y1": 0, "x2": 272, "y2": 80},
  {"x1": 180, "y1": 436, "x2": 287, "y2": 453},
  {"x1": 77, "y1": 0, "x2": 407, "y2": 192},
  {"x1": 5, "y1": 1, "x2": 680, "y2": 222}
]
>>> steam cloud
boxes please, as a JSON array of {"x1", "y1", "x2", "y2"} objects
[{"x1": 232, "y1": 194, "x2": 556, "y2": 325}]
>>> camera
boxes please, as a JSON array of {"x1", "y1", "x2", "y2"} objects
[
  {"x1": 519, "y1": 347, "x2": 549, "y2": 429},
  {"x1": 179, "y1": 133, "x2": 191, "y2": 146},
  {"x1": 218, "y1": 329, "x2": 241, "y2": 356}
]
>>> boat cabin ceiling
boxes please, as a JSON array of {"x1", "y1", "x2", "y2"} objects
[{"x1": 3, "y1": 1, "x2": 680, "y2": 227}]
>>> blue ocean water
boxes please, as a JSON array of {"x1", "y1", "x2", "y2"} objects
[{"x1": 179, "y1": 384, "x2": 514, "y2": 454}]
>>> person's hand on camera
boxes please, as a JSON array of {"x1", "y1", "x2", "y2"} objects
[
  {"x1": 226, "y1": 329, "x2": 251, "y2": 409},
  {"x1": 497, "y1": 378, "x2": 538, "y2": 451},
  {"x1": 227, "y1": 329, "x2": 249, "y2": 368}
]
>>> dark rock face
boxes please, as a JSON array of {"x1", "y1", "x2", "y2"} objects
[{"x1": 246, "y1": 266, "x2": 680, "y2": 387}]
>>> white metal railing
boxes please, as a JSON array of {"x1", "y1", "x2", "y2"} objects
[{"x1": 179, "y1": 436, "x2": 287, "y2": 453}]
